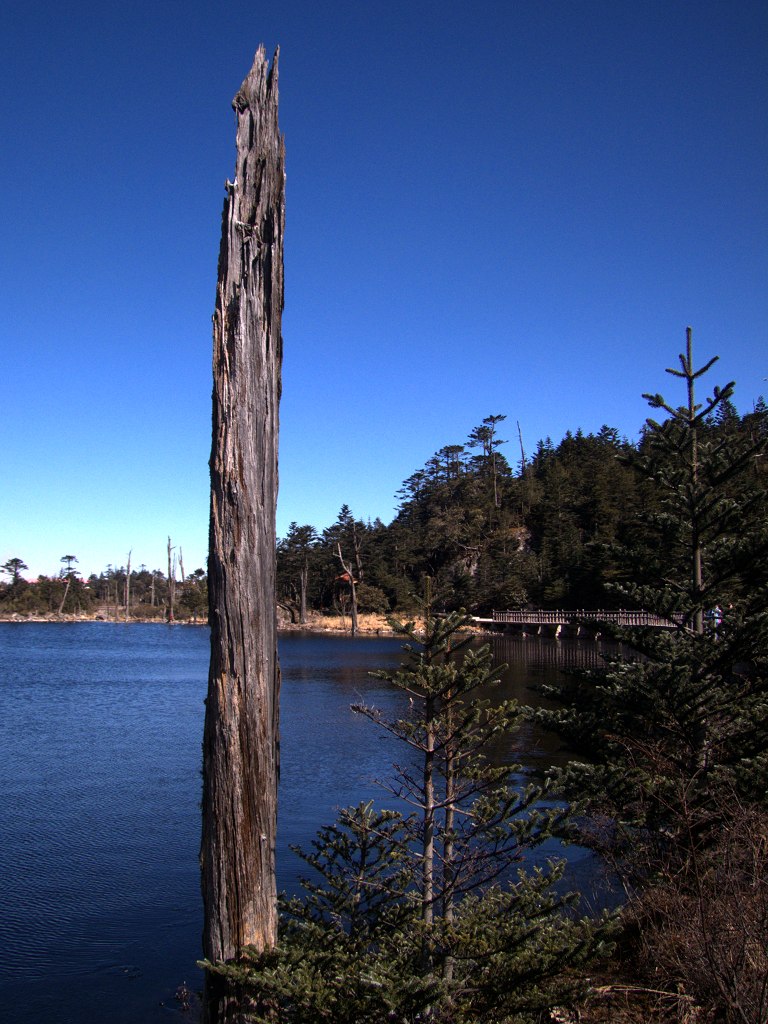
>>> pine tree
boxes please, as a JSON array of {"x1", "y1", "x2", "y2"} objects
[
  {"x1": 277, "y1": 523, "x2": 319, "y2": 624},
  {"x1": 355, "y1": 591, "x2": 564, "y2": 942},
  {"x1": 208, "y1": 592, "x2": 612, "y2": 1022},
  {"x1": 530, "y1": 332, "x2": 768, "y2": 1019},
  {"x1": 538, "y1": 328, "x2": 768, "y2": 878}
]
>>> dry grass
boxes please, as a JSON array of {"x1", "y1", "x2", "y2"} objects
[
  {"x1": 279, "y1": 612, "x2": 488, "y2": 637},
  {"x1": 278, "y1": 611, "x2": 407, "y2": 634},
  {"x1": 574, "y1": 975, "x2": 710, "y2": 1023},
  {"x1": 295, "y1": 612, "x2": 397, "y2": 634},
  {"x1": 572, "y1": 804, "x2": 768, "y2": 1024}
]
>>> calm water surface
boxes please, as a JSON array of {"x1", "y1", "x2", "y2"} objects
[{"x1": 0, "y1": 623, "x2": 609, "y2": 1023}]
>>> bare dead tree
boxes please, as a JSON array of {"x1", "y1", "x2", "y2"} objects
[
  {"x1": 57, "y1": 554, "x2": 78, "y2": 617},
  {"x1": 166, "y1": 536, "x2": 176, "y2": 623},
  {"x1": 201, "y1": 46, "x2": 285, "y2": 965},
  {"x1": 336, "y1": 541, "x2": 360, "y2": 637},
  {"x1": 57, "y1": 575, "x2": 72, "y2": 617},
  {"x1": 177, "y1": 546, "x2": 185, "y2": 609},
  {"x1": 517, "y1": 419, "x2": 532, "y2": 516},
  {"x1": 125, "y1": 549, "x2": 131, "y2": 622}
]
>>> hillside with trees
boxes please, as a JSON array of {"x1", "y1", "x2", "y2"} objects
[
  {"x1": 213, "y1": 340, "x2": 768, "y2": 1023},
  {"x1": 4, "y1": 392, "x2": 764, "y2": 628},
  {"x1": 276, "y1": 398, "x2": 766, "y2": 624}
]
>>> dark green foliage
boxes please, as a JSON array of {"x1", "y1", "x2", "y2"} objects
[
  {"x1": 276, "y1": 522, "x2": 320, "y2": 623},
  {"x1": 176, "y1": 569, "x2": 209, "y2": 620},
  {"x1": 536, "y1": 334, "x2": 768, "y2": 886},
  {"x1": 274, "y1": 372, "x2": 764, "y2": 621},
  {"x1": 525, "y1": 427, "x2": 642, "y2": 608},
  {"x1": 275, "y1": 414, "x2": 649, "y2": 619},
  {"x1": 1, "y1": 557, "x2": 28, "y2": 587},
  {"x1": 522, "y1": 334, "x2": 768, "y2": 1022},
  {"x1": 5, "y1": 557, "x2": 98, "y2": 616},
  {"x1": 539, "y1": 622, "x2": 768, "y2": 882},
  {"x1": 0, "y1": 557, "x2": 207, "y2": 620},
  {"x1": 206, "y1": 860, "x2": 606, "y2": 1023},
  {"x1": 204, "y1": 606, "x2": 612, "y2": 1022},
  {"x1": 354, "y1": 582, "x2": 391, "y2": 614},
  {"x1": 627, "y1": 332, "x2": 768, "y2": 631},
  {"x1": 356, "y1": 607, "x2": 569, "y2": 918}
]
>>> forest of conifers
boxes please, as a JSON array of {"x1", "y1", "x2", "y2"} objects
[
  {"x1": 276, "y1": 397, "x2": 767, "y2": 623},
  {"x1": 4, "y1": 350, "x2": 768, "y2": 1020},
  {"x1": 208, "y1": 350, "x2": 768, "y2": 1023},
  {"x1": 2, "y1": 397, "x2": 766, "y2": 622}
]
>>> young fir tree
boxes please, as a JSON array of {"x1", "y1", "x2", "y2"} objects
[
  {"x1": 205, "y1": 593, "x2": 611, "y2": 1023},
  {"x1": 537, "y1": 329, "x2": 768, "y2": 881}
]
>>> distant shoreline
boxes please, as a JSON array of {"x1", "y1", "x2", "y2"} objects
[
  {"x1": 0, "y1": 612, "x2": 206, "y2": 626},
  {"x1": 0, "y1": 611, "x2": 489, "y2": 638},
  {"x1": 0, "y1": 611, "x2": 397, "y2": 635},
  {"x1": 0, "y1": 611, "x2": 491, "y2": 638}
]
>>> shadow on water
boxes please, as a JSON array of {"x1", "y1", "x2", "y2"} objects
[
  {"x1": 487, "y1": 633, "x2": 621, "y2": 769},
  {"x1": 277, "y1": 630, "x2": 621, "y2": 903}
]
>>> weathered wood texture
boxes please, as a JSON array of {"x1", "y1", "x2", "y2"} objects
[{"x1": 201, "y1": 46, "x2": 285, "y2": 964}]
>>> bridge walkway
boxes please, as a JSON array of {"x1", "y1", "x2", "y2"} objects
[{"x1": 472, "y1": 609, "x2": 683, "y2": 632}]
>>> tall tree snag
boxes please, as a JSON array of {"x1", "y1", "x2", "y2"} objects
[
  {"x1": 201, "y1": 46, "x2": 285, "y2": 964},
  {"x1": 167, "y1": 536, "x2": 176, "y2": 623}
]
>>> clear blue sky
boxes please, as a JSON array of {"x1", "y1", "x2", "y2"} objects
[{"x1": 2, "y1": 1, "x2": 766, "y2": 580}]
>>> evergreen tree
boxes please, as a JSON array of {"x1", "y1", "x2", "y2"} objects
[
  {"x1": 538, "y1": 328, "x2": 768, "y2": 879},
  {"x1": 466, "y1": 414, "x2": 509, "y2": 519},
  {"x1": 528, "y1": 333, "x2": 768, "y2": 1018},
  {"x1": 2, "y1": 556, "x2": 28, "y2": 587},
  {"x1": 208, "y1": 595, "x2": 611, "y2": 1022},
  {"x1": 277, "y1": 523, "x2": 319, "y2": 624}
]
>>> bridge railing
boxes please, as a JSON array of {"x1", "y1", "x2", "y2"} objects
[{"x1": 491, "y1": 609, "x2": 682, "y2": 629}]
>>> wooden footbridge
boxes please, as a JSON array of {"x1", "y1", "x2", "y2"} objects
[{"x1": 474, "y1": 609, "x2": 682, "y2": 635}]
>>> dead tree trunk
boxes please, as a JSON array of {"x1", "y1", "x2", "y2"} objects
[
  {"x1": 167, "y1": 537, "x2": 176, "y2": 623},
  {"x1": 56, "y1": 576, "x2": 71, "y2": 617},
  {"x1": 201, "y1": 46, "x2": 285, "y2": 964},
  {"x1": 336, "y1": 542, "x2": 359, "y2": 637},
  {"x1": 299, "y1": 561, "x2": 308, "y2": 624}
]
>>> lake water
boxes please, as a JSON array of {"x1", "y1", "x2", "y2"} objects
[{"x1": 0, "y1": 623, "x2": 610, "y2": 1023}]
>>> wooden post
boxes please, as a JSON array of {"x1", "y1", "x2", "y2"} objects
[{"x1": 201, "y1": 46, "x2": 285, "y2": 964}]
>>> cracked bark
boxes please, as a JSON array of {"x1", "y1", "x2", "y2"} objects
[{"x1": 201, "y1": 45, "x2": 285, "y2": 964}]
